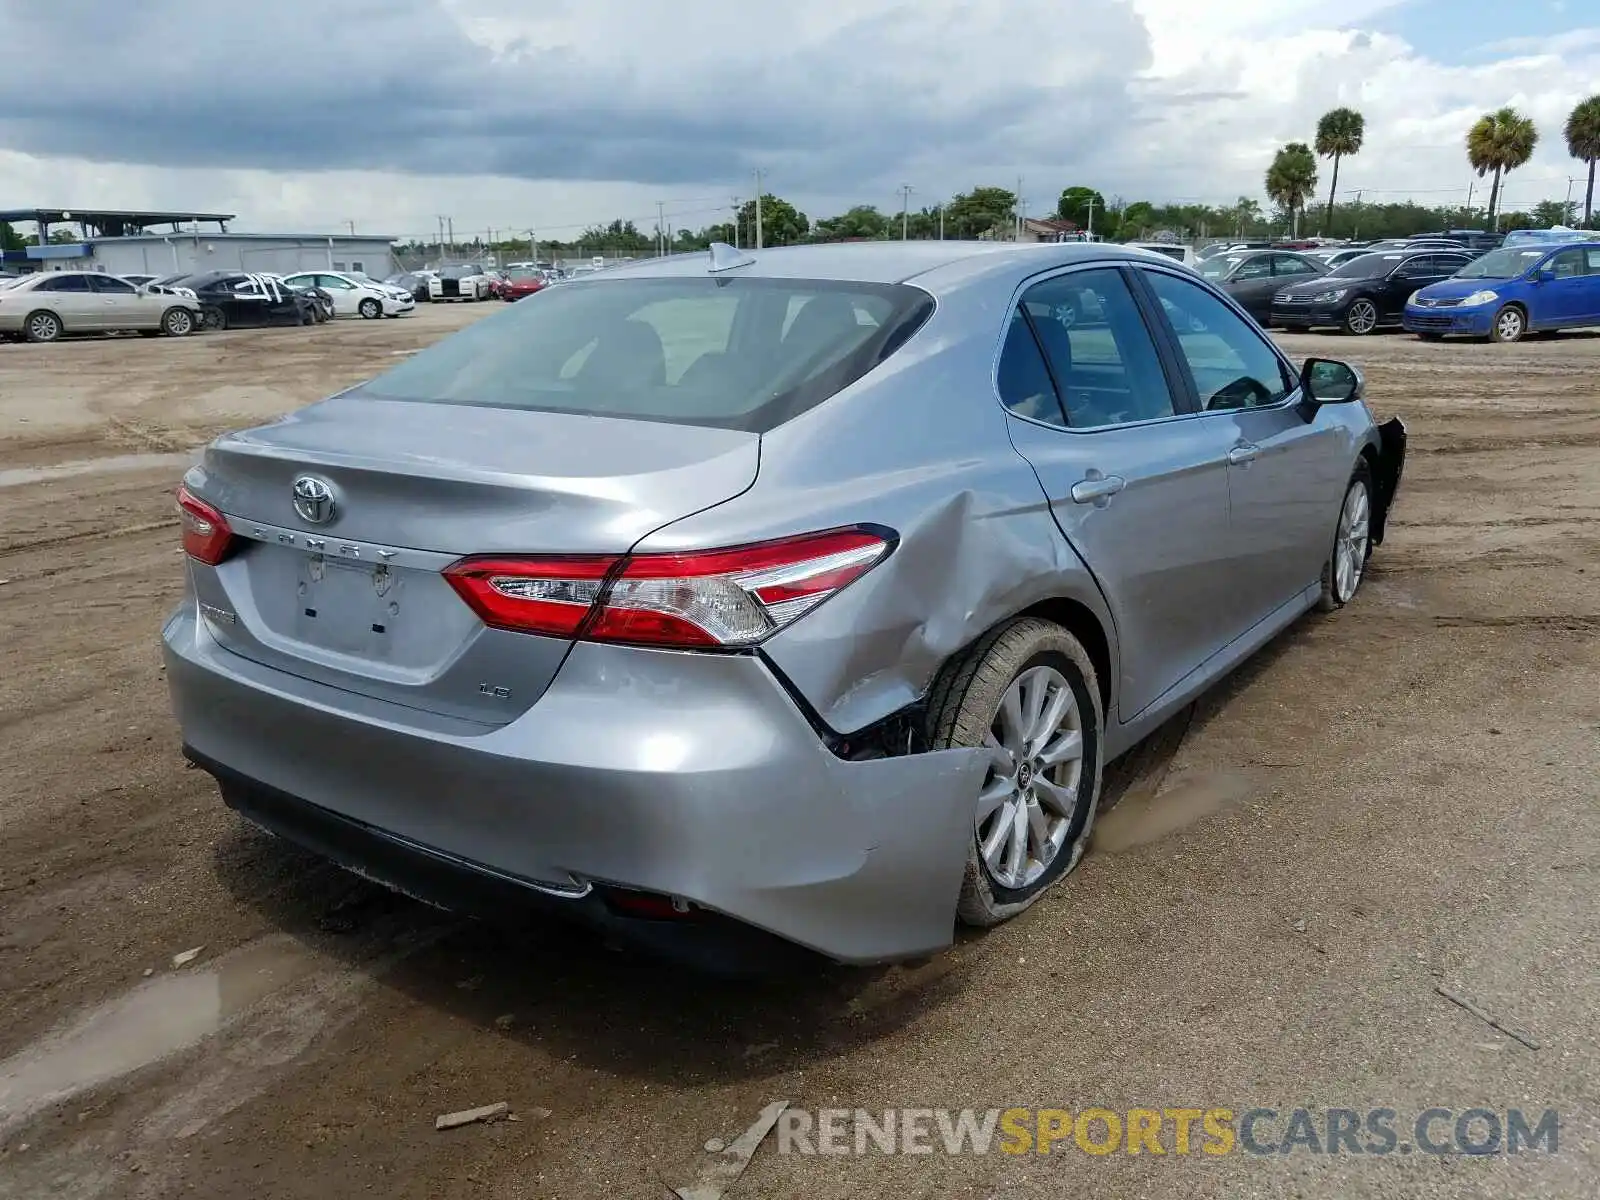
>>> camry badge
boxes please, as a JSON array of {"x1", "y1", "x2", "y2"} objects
[{"x1": 292, "y1": 475, "x2": 336, "y2": 525}]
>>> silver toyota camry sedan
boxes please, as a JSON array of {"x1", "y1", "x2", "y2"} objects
[{"x1": 164, "y1": 240, "x2": 1405, "y2": 968}]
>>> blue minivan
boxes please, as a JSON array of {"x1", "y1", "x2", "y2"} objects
[{"x1": 1402, "y1": 241, "x2": 1600, "y2": 342}]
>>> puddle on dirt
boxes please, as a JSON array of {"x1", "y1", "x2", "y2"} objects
[
  {"x1": 0, "y1": 938, "x2": 321, "y2": 1136},
  {"x1": 1092, "y1": 770, "x2": 1263, "y2": 853},
  {"x1": 0, "y1": 451, "x2": 197, "y2": 489}
]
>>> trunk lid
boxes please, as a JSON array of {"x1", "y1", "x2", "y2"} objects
[{"x1": 186, "y1": 394, "x2": 759, "y2": 724}]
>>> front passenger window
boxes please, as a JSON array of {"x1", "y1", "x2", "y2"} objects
[{"x1": 1143, "y1": 270, "x2": 1296, "y2": 411}]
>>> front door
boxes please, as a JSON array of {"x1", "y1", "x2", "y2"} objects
[
  {"x1": 88, "y1": 273, "x2": 155, "y2": 329},
  {"x1": 316, "y1": 275, "x2": 360, "y2": 316},
  {"x1": 1137, "y1": 267, "x2": 1345, "y2": 629},
  {"x1": 998, "y1": 266, "x2": 1237, "y2": 721},
  {"x1": 1540, "y1": 248, "x2": 1592, "y2": 326}
]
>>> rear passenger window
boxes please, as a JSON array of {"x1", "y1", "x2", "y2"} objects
[
  {"x1": 1144, "y1": 270, "x2": 1296, "y2": 411},
  {"x1": 1010, "y1": 269, "x2": 1177, "y2": 429}
]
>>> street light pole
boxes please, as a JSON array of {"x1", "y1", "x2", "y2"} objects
[
  {"x1": 656, "y1": 200, "x2": 666, "y2": 256},
  {"x1": 753, "y1": 168, "x2": 766, "y2": 249},
  {"x1": 898, "y1": 184, "x2": 914, "y2": 240},
  {"x1": 730, "y1": 197, "x2": 741, "y2": 248}
]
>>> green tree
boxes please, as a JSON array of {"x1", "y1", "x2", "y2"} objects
[
  {"x1": 944, "y1": 186, "x2": 1017, "y2": 239},
  {"x1": 0, "y1": 222, "x2": 24, "y2": 252},
  {"x1": 813, "y1": 205, "x2": 891, "y2": 241},
  {"x1": 1563, "y1": 94, "x2": 1600, "y2": 227},
  {"x1": 1466, "y1": 106, "x2": 1539, "y2": 228},
  {"x1": 1265, "y1": 142, "x2": 1319, "y2": 236},
  {"x1": 1116, "y1": 201, "x2": 1155, "y2": 237},
  {"x1": 1055, "y1": 186, "x2": 1106, "y2": 232},
  {"x1": 736, "y1": 194, "x2": 809, "y2": 247},
  {"x1": 1314, "y1": 107, "x2": 1365, "y2": 232},
  {"x1": 1528, "y1": 198, "x2": 1577, "y2": 227}
]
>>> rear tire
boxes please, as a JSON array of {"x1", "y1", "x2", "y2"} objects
[
  {"x1": 25, "y1": 310, "x2": 62, "y2": 343},
  {"x1": 926, "y1": 618, "x2": 1103, "y2": 927},
  {"x1": 199, "y1": 305, "x2": 226, "y2": 332},
  {"x1": 1415, "y1": 332, "x2": 1442, "y2": 342}
]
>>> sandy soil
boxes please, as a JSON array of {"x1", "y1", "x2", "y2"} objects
[{"x1": 1, "y1": 309, "x2": 1597, "y2": 1199}]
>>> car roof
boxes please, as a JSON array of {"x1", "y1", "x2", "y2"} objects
[{"x1": 579, "y1": 240, "x2": 1175, "y2": 290}]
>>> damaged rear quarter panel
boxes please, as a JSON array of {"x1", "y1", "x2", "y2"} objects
[{"x1": 631, "y1": 287, "x2": 1116, "y2": 737}]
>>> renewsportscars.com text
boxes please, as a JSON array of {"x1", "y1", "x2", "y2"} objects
[{"x1": 776, "y1": 1106, "x2": 1559, "y2": 1158}]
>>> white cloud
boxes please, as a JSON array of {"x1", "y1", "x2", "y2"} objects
[{"x1": 0, "y1": 0, "x2": 1594, "y2": 239}]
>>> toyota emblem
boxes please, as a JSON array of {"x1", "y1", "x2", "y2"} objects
[{"x1": 292, "y1": 475, "x2": 336, "y2": 525}]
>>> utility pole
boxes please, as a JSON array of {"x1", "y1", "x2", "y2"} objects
[
  {"x1": 898, "y1": 184, "x2": 914, "y2": 240},
  {"x1": 528, "y1": 228, "x2": 537, "y2": 261},
  {"x1": 446, "y1": 217, "x2": 454, "y2": 256},
  {"x1": 1084, "y1": 197, "x2": 1098, "y2": 240},
  {"x1": 753, "y1": 168, "x2": 766, "y2": 249},
  {"x1": 729, "y1": 197, "x2": 741, "y2": 248},
  {"x1": 1465, "y1": 179, "x2": 1475, "y2": 225},
  {"x1": 938, "y1": 204, "x2": 944, "y2": 241},
  {"x1": 1353, "y1": 190, "x2": 1363, "y2": 238},
  {"x1": 656, "y1": 200, "x2": 666, "y2": 256},
  {"x1": 1015, "y1": 175, "x2": 1023, "y2": 240},
  {"x1": 435, "y1": 215, "x2": 446, "y2": 264}
]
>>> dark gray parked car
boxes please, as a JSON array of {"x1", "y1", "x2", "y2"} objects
[
  {"x1": 1198, "y1": 249, "x2": 1327, "y2": 326},
  {"x1": 164, "y1": 240, "x2": 1405, "y2": 968}
]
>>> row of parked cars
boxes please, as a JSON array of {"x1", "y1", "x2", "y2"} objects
[
  {"x1": 1132, "y1": 228, "x2": 1600, "y2": 342},
  {"x1": 381, "y1": 262, "x2": 566, "y2": 305},
  {"x1": 0, "y1": 267, "x2": 419, "y2": 342}
]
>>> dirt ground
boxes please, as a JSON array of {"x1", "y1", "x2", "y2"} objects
[{"x1": 1, "y1": 306, "x2": 1597, "y2": 1199}]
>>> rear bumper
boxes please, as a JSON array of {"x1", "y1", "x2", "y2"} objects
[
  {"x1": 1402, "y1": 306, "x2": 1494, "y2": 336},
  {"x1": 163, "y1": 602, "x2": 986, "y2": 965}
]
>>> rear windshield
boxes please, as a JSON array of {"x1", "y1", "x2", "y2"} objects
[
  {"x1": 440, "y1": 265, "x2": 480, "y2": 279},
  {"x1": 359, "y1": 276, "x2": 933, "y2": 432}
]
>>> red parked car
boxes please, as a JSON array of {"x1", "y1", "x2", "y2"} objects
[{"x1": 498, "y1": 265, "x2": 549, "y2": 301}]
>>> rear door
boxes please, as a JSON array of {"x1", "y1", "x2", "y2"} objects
[
  {"x1": 1581, "y1": 248, "x2": 1600, "y2": 325},
  {"x1": 35, "y1": 273, "x2": 100, "y2": 328},
  {"x1": 1137, "y1": 266, "x2": 1347, "y2": 630},
  {"x1": 1223, "y1": 255, "x2": 1277, "y2": 322},
  {"x1": 316, "y1": 274, "x2": 361, "y2": 316},
  {"x1": 998, "y1": 265, "x2": 1238, "y2": 721}
]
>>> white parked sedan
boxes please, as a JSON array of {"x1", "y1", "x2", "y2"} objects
[
  {"x1": 281, "y1": 271, "x2": 415, "y2": 319},
  {"x1": 427, "y1": 264, "x2": 493, "y2": 302}
]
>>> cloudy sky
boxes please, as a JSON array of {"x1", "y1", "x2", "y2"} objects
[{"x1": 0, "y1": 0, "x2": 1595, "y2": 241}]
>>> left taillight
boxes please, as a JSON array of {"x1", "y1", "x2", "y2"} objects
[
  {"x1": 443, "y1": 526, "x2": 893, "y2": 650},
  {"x1": 176, "y1": 486, "x2": 235, "y2": 565}
]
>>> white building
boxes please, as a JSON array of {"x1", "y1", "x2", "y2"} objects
[{"x1": 0, "y1": 208, "x2": 399, "y2": 279}]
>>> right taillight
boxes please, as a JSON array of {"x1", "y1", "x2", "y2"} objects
[
  {"x1": 443, "y1": 526, "x2": 893, "y2": 650},
  {"x1": 177, "y1": 486, "x2": 235, "y2": 565}
]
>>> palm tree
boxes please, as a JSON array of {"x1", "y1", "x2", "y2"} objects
[
  {"x1": 1265, "y1": 143, "x2": 1319, "y2": 237},
  {"x1": 1564, "y1": 95, "x2": 1600, "y2": 227},
  {"x1": 1466, "y1": 107, "x2": 1539, "y2": 229},
  {"x1": 1314, "y1": 108, "x2": 1365, "y2": 232}
]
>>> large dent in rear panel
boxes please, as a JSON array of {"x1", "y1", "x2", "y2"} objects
[{"x1": 762, "y1": 493, "x2": 1108, "y2": 736}]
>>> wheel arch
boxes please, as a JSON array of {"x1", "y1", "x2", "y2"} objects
[
  {"x1": 1010, "y1": 595, "x2": 1113, "y2": 716},
  {"x1": 25, "y1": 307, "x2": 63, "y2": 335}
]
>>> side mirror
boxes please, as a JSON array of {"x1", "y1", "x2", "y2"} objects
[
  {"x1": 1301, "y1": 357, "x2": 1364, "y2": 405},
  {"x1": 1536, "y1": 268, "x2": 1556, "y2": 283}
]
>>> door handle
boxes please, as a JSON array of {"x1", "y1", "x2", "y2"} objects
[
  {"x1": 1227, "y1": 444, "x2": 1260, "y2": 466},
  {"x1": 1070, "y1": 474, "x2": 1126, "y2": 505}
]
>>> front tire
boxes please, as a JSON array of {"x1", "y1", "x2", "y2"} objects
[
  {"x1": 1317, "y1": 462, "x2": 1374, "y2": 611},
  {"x1": 161, "y1": 306, "x2": 195, "y2": 337},
  {"x1": 199, "y1": 305, "x2": 226, "y2": 332},
  {"x1": 1342, "y1": 298, "x2": 1378, "y2": 336},
  {"x1": 1490, "y1": 304, "x2": 1526, "y2": 343},
  {"x1": 926, "y1": 618, "x2": 1103, "y2": 927},
  {"x1": 358, "y1": 298, "x2": 382, "y2": 319}
]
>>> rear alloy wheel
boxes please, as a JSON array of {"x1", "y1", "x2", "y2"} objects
[
  {"x1": 1490, "y1": 304, "x2": 1526, "y2": 343},
  {"x1": 358, "y1": 297, "x2": 382, "y2": 319},
  {"x1": 199, "y1": 305, "x2": 226, "y2": 332},
  {"x1": 1343, "y1": 298, "x2": 1378, "y2": 335},
  {"x1": 162, "y1": 307, "x2": 194, "y2": 337},
  {"x1": 1318, "y1": 462, "x2": 1374, "y2": 611},
  {"x1": 25, "y1": 310, "x2": 62, "y2": 343},
  {"x1": 926, "y1": 618, "x2": 1103, "y2": 926}
]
